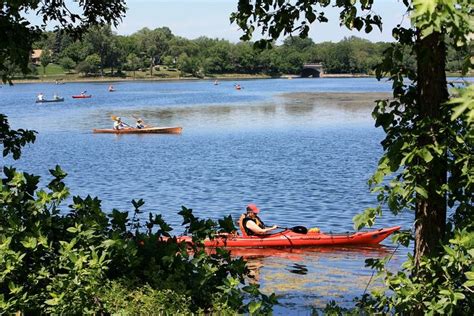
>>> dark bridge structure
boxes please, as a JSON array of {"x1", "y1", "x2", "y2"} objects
[{"x1": 301, "y1": 63, "x2": 324, "y2": 78}]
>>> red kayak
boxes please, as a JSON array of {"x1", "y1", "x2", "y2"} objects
[
  {"x1": 177, "y1": 226, "x2": 401, "y2": 248},
  {"x1": 72, "y1": 95, "x2": 92, "y2": 99}
]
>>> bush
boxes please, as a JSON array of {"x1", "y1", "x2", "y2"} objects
[
  {"x1": 58, "y1": 57, "x2": 76, "y2": 73},
  {"x1": 99, "y1": 281, "x2": 193, "y2": 314}
]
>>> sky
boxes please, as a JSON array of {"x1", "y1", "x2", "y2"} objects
[{"x1": 115, "y1": 0, "x2": 410, "y2": 43}]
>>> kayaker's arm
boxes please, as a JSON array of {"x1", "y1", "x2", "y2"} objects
[{"x1": 245, "y1": 221, "x2": 278, "y2": 235}]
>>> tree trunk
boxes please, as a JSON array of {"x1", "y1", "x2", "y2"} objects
[
  {"x1": 414, "y1": 32, "x2": 449, "y2": 267},
  {"x1": 150, "y1": 57, "x2": 154, "y2": 77}
]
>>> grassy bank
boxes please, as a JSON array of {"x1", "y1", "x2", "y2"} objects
[
  {"x1": 11, "y1": 63, "x2": 473, "y2": 84},
  {"x1": 11, "y1": 64, "x2": 273, "y2": 84}
]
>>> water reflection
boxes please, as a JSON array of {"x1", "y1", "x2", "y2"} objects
[
  {"x1": 89, "y1": 91, "x2": 386, "y2": 134},
  {"x1": 287, "y1": 263, "x2": 309, "y2": 275},
  {"x1": 225, "y1": 246, "x2": 398, "y2": 312}
]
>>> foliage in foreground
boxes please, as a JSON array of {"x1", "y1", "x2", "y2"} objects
[{"x1": 0, "y1": 116, "x2": 275, "y2": 314}]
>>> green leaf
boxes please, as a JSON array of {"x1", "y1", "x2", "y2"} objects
[
  {"x1": 412, "y1": 0, "x2": 437, "y2": 16},
  {"x1": 415, "y1": 186, "x2": 428, "y2": 199},
  {"x1": 453, "y1": 292, "x2": 465, "y2": 300},
  {"x1": 419, "y1": 148, "x2": 433, "y2": 162},
  {"x1": 465, "y1": 271, "x2": 474, "y2": 280},
  {"x1": 249, "y1": 301, "x2": 262, "y2": 314},
  {"x1": 45, "y1": 298, "x2": 60, "y2": 306},
  {"x1": 463, "y1": 280, "x2": 474, "y2": 287},
  {"x1": 67, "y1": 226, "x2": 79, "y2": 233},
  {"x1": 20, "y1": 236, "x2": 37, "y2": 249},
  {"x1": 451, "y1": 103, "x2": 469, "y2": 121}
]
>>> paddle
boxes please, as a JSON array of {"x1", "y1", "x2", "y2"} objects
[{"x1": 277, "y1": 226, "x2": 308, "y2": 234}]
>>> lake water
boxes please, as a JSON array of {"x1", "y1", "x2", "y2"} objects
[{"x1": 1, "y1": 78, "x2": 413, "y2": 313}]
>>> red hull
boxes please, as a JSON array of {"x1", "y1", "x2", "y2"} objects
[{"x1": 177, "y1": 226, "x2": 401, "y2": 248}]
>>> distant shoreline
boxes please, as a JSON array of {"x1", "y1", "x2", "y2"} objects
[{"x1": 9, "y1": 72, "x2": 471, "y2": 84}]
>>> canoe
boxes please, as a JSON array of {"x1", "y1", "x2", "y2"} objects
[
  {"x1": 93, "y1": 126, "x2": 183, "y2": 134},
  {"x1": 36, "y1": 98, "x2": 64, "y2": 103},
  {"x1": 72, "y1": 95, "x2": 92, "y2": 99},
  {"x1": 176, "y1": 226, "x2": 401, "y2": 248}
]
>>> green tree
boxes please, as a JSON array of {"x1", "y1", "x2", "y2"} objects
[
  {"x1": 75, "y1": 60, "x2": 92, "y2": 76},
  {"x1": 84, "y1": 25, "x2": 115, "y2": 76},
  {"x1": 58, "y1": 57, "x2": 76, "y2": 73},
  {"x1": 126, "y1": 53, "x2": 141, "y2": 78},
  {"x1": 162, "y1": 55, "x2": 175, "y2": 68},
  {"x1": 59, "y1": 41, "x2": 90, "y2": 64},
  {"x1": 85, "y1": 54, "x2": 101, "y2": 74},
  {"x1": 177, "y1": 53, "x2": 203, "y2": 77},
  {"x1": 133, "y1": 27, "x2": 173, "y2": 76},
  {"x1": 39, "y1": 50, "x2": 52, "y2": 75}
]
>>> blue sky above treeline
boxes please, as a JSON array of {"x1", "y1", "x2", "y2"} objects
[
  {"x1": 117, "y1": 0, "x2": 409, "y2": 43},
  {"x1": 27, "y1": 0, "x2": 409, "y2": 43}
]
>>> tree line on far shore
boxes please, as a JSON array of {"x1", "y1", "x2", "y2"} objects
[{"x1": 14, "y1": 25, "x2": 471, "y2": 79}]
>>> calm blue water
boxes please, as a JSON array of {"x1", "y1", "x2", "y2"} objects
[{"x1": 1, "y1": 78, "x2": 413, "y2": 312}]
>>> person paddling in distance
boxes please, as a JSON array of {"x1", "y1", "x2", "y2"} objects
[
  {"x1": 113, "y1": 117, "x2": 130, "y2": 130},
  {"x1": 37, "y1": 92, "x2": 44, "y2": 101},
  {"x1": 135, "y1": 118, "x2": 145, "y2": 129},
  {"x1": 239, "y1": 204, "x2": 278, "y2": 236}
]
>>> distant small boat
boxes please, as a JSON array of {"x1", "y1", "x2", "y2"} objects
[
  {"x1": 93, "y1": 126, "x2": 183, "y2": 134},
  {"x1": 36, "y1": 97, "x2": 64, "y2": 103},
  {"x1": 72, "y1": 95, "x2": 92, "y2": 99}
]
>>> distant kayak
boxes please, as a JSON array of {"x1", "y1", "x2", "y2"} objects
[
  {"x1": 93, "y1": 126, "x2": 183, "y2": 134},
  {"x1": 176, "y1": 226, "x2": 401, "y2": 248},
  {"x1": 72, "y1": 95, "x2": 92, "y2": 99},
  {"x1": 36, "y1": 97, "x2": 64, "y2": 103}
]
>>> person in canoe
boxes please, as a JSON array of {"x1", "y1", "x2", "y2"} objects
[
  {"x1": 238, "y1": 204, "x2": 278, "y2": 236},
  {"x1": 113, "y1": 117, "x2": 130, "y2": 130},
  {"x1": 135, "y1": 118, "x2": 145, "y2": 129},
  {"x1": 80, "y1": 90, "x2": 87, "y2": 96},
  {"x1": 37, "y1": 93, "x2": 44, "y2": 101}
]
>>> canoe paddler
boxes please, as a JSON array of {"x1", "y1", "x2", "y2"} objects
[
  {"x1": 135, "y1": 118, "x2": 145, "y2": 129},
  {"x1": 113, "y1": 116, "x2": 130, "y2": 130},
  {"x1": 239, "y1": 204, "x2": 278, "y2": 236}
]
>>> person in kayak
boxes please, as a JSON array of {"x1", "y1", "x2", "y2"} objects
[{"x1": 239, "y1": 204, "x2": 278, "y2": 236}]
